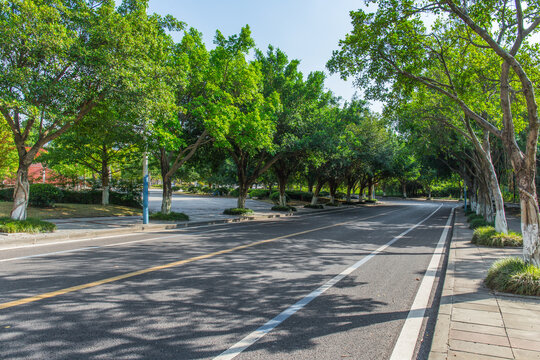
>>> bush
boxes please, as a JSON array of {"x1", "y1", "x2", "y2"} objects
[
  {"x1": 29, "y1": 184, "x2": 63, "y2": 208},
  {"x1": 304, "y1": 204, "x2": 324, "y2": 209},
  {"x1": 229, "y1": 188, "x2": 240, "y2": 197},
  {"x1": 223, "y1": 208, "x2": 254, "y2": 215},
  {"x1": 271, "y1": 205, "x2": 297, "y2": 212},
  {"x1": 214, "y1": 187, "x2": 231, "y2": 196},
  {"x1": 467, "y1": 213, "x2": 484, "y2": 222},
  {"x1": 319, "y1": 191, "x2": 330, "y2": 196},
  {"x1": 472, "y1": 226, "x2": 497, "y2": 244},
  {"x1": 249, "y1": 189, "x2": 270, "y2": 198},
  {"x1": 149, "y1": 211, "x2": 189, "y2": 221},
  {"x1": 270, "y1": 191, "x2": 289, "y2": 203},
  {"x1": 325, "y1": 202, "x2": 341, "y2": 207},
  {"x1": 0, "y1": 188, "x2": 14, "y2": 201},
  {"x1": 285, "y1": 190, "x2": 313, "y2": 202},
  {"x1": 469, "y1": 218, "x2": 491, "y2": 229},
  {"x1": 365, "y1": 199, "x2": 377, "y2": 203},
  {"x1": 489, "y1": 232, "x2": 523, "y2": 247},
  {"x1": 485, "y1": 257, "x2": 540, "y2": 296},
  {"x1": 0, "y1": 217, "x2": 56, "y2": 233}
]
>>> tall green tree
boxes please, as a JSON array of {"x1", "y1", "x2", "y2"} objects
[
  {"x1": 329, "y1": 1, "x2": 540, "y2": 263},
  {"x1": 206, "y1": 26, "x2": 281, "y2": 209},
  {"x1": 0, "y1": 0, "x2": 158, "y2": 219}
]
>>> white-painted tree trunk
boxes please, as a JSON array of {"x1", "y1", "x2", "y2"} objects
[
  {"x1": 279, "y1": 193, "x2": 287, "y2": 207},
  {"x1": 310, "y1": 195, "x2": 318, "y2": 205},
  {"x1": 10, "y1": 167, "x2": 29, "y2": 220}
]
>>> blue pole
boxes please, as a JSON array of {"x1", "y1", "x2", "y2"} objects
[{"x1": 143, "y1": 153, "x2": 149, "y2": 224}]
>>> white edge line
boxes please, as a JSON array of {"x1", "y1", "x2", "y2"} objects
[
  {"x1": 213, "y1": 204, "x2": 443, "y2": 360},
  {"x1": 388, "y1": 207, "x2": 455, "y2": 360}
]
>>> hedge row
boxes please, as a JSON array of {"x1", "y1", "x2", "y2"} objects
[{"x1": 0, "y1": 184, "x2": 141, "y2": 208}]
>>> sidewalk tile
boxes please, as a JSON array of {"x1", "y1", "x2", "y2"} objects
[
  {"x1": 507, "y1": 327, "x2": 540, "y2": 341},
  {"x1": 447, "y1": 349, "x2": 512, "y2": 360},
  {"x1": 450, "y1": 329, "x2": 510, "y2": 347},
  {"x1": 449, "y1": 339, "x2": 513, "y2": 358},
  {"x1": 450, "y1": 321, "x2": 507, "y2": 337},
  {"x1": 514, "y1": 348, "x2": 540, "y2": 359},
  {"x1": 451, "y1": 307, "x2": 504, "y2": 327},
  {"x1": 509, "y1": 337, "x2": 540, "y2": 352}
]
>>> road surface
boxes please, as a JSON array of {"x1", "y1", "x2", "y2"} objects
[{"x1": 0, "y1": 201, "x2": 453, "y2": 359}]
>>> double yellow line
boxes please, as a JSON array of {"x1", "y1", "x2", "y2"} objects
[{"x1": 0, "y1": 208, "x2": 399, "y2": 310}]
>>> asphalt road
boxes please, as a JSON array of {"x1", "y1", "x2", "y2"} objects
[{"x1": 0, "y1": 201, "x2": 453, "y2": 359}]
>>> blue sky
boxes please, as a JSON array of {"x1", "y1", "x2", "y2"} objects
[{"x1": 147, "y1": 0, "x2": 381, "y2": 111}]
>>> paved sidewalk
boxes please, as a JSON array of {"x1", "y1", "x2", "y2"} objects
[{"x1": 429, "y1": 211, "x2": 540, "y2": 360}]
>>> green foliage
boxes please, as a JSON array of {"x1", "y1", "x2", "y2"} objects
[
  {"x1": 472, "y1": 226, "x2": 497, "y2": 244},
  {"x1": 0, "y1": 188, "x2": 13, "y2": 201},
  {"x1": 469, "y1": 218, "x2": 491, "y2": 229},
  {"x1": 223, "y1": 208, "x2": 254, "y2": 215},
  {"x1": 0, "y1": 217, "x2": 56, "y2": 233},
  {"x1": 29, "y1": 184, "x2": 63, "y2": 208},
  {"x1": 271, "y1": 205, "x2": 297, "y2": 212},
  {"x1": 365, "y1": 199, "x2": 377, "y2": 203},
  {"x1": 304, "y1": 204, "x2": 324, "y2": 209},
  {"x1": 270, "y1": 191, "x2": 287, "y2": 203},
  {"x1": 149, "y1": 211, "x2": 189, "y2": 221},
  {"x1": 486, "y1": 257, "x2": 540, "y2": 296},
  {"x1": 248, "y1": 189, "x2": 270, "y2": 198},
  {"x1": 229, "y1": 188, "x2": 240, "y2": 197}
]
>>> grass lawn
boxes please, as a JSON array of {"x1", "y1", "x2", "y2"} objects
[{"x1": 0, "y1": 201, "x2": 141, "y2": 220}]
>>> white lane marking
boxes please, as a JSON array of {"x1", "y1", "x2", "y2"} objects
[
  {"x1": 0, "y1": 205, "x2": 399, "y2": 262},
  {"x1": 389, "y1": 207, "x2": 455, "y2": 360},
  {"x1": 214, "y1": 204, "x2": 444, "y2": 360}
]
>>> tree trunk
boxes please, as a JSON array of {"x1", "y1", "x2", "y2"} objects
[
  {"x1": 101, "y1": 157, "x2": 110, "y2": 206},
  {"x1": 160, "y1": 148, "x2": 172, "y2": 214},
  {"x1": 10, "y1": 165, "x2": 30, "y2": 220},
  {"x1": 518, "y1": 173, "x2": 540, "y2": 266},
  {"x1": 237, "y1": 184, "x2": 249, "y2": 209},
  {"x1": 402, "y1": 183, "x2": 407, "y2": 198},
  {"x1": 346, "y1": 184, "x2": 352, "y2": 203},
  {"x1": 278, "y1": 176, "x2": 287, "y2": 206},
  {"x1": 367, "y1": 179, "x2": 375, "y2": 200},
  {"x1": 311, "y1": 180, "x2": 324, "y2": 205},
  {"x1": 161, "y1": 177, "x2": 172, "y2": 214}
]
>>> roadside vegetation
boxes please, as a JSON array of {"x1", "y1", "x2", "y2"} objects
[
  {"x1": 0, "y1": 217, "x2": 56, "y2": 233},
  {"x1": 223, "y1": 208, "x2": 254, "y2": 216},
  {"x1": 472, "y1": 226, "x2": 523, "y2": 247},
  {"x1": 486, "y1": 258, "x2": 540, "y2": 296},
  {"x1": 149, "y1": 212, "x2": 189, "y2": 221}
]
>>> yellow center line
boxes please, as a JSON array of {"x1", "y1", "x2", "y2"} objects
[{"x1": 0, "y1": 207, "x2": 400, "y2": 310}]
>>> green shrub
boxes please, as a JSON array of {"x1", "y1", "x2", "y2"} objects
[
  {"x1": 29, "y1": 184, "x2": 63, "y2": 208},
  {"x1": 489, "y1": 232, "x2": 523, "y2": 247},
  {"x1": 149, "y1": 211, "x2": 189, "y2": 221},
  {"x1": 0, "y1": 217, "x2": 56, "y2": 233},
  {"x1": 325, "y1": 202, "x2": 341, "y2": 207},
  {"x1": 319, "y1": 191, "x2": 330, "y2": 196},
  {"x1": 249, "y1": 189, "x2": 270, "y2": 198},
  {"x1": 469, "y1": 218, "x2": 491, "y2": 229},
  {"x1": 304, "y1": 204, "x2": 324, "y2": 209},
  {"x1": 467, "y1": 213, "x2": 484, "y2": 222},
  {"x1": 270, "y1": 191, "x2": 289, "y2": 203},
  {"x1": 284, "y1": 190, "x2": 313, "y2": 202},
  {"x1": 336, "y1": 192, "x2": 346, "y2": 199},
  {"x1": 472, "y1": 226, "x2": 497, "y2": 244},
  {"x1": 109, "y1": 191, "x2": 141, "y2": 208},
  {"x1": 485, "y1": 257, "x2": 540, "y2": 296},
  {"x1": 215, "y1": 187, "x2": 231, "y2": 196},
  {"x1": 229, "y1": 188, "x2": 240, "y2": 197},
  {"x1": 223, "y1": 208, "x2": 254, "y2": 215},
  {"x1": 365, "y1": 199, "x2": 377, "y2": 203},
  {"x1": 271, "y1": 205, "x2": 297, "y2": 212},
  {"x1": 0, "y1": 188, "x2": 14, "y2": 201}
]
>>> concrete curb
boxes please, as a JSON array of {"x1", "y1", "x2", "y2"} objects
[{"x1": 0, "y1": 204, "x2": 364, "y2": 249}]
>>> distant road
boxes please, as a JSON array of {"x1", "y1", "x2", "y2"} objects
[{"x1": 0, "y1": 201, "x2": 452, "y2": 359}]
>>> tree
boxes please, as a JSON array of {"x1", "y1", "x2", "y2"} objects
[
  {"x1": 329, "y1": 1, "x2": 540, "y2": 263},
  {"x1": 206, "y1": 26, "x2": 281, "y2": 209},
  {"x1": 0, "y1": 0, "x2": 158, "y2": 219},
  {"x1": 0, "y1": 119, "x2": 17, "y2": 180},
  {"x1": 43, "y1": 98, "x2": 143, "y2": 204},
  {"x1": 151, "y1": 27, "x2": 212, "y2": 214}
]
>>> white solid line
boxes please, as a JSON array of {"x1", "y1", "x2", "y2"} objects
[
  {"x1": 388, "y1": 207, "x2": 455, "y2": 360},
  {"x1": 214, "y1": 204, "x2": 443, "y2": 360}
]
